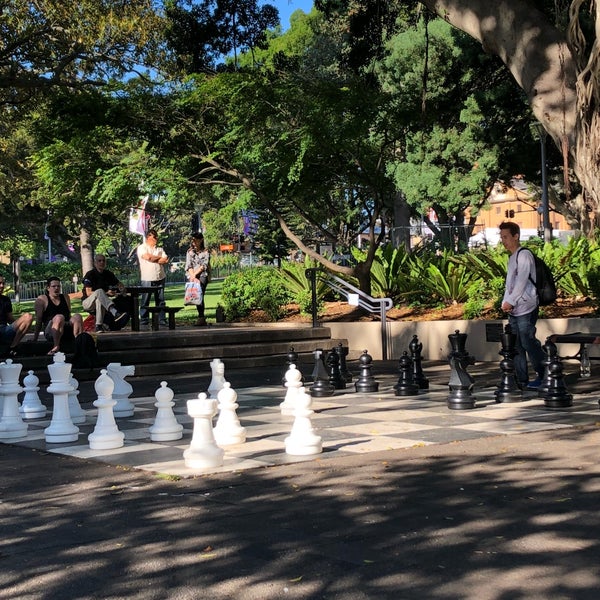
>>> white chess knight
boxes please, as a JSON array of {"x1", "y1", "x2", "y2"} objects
[
  {"x1": 106, "y1": 363, "x2": 136, "y2": 417},
  {"x1": 280, "y1": 363, "x2": 302, "y2": 416},
  {"x1": 88, "y1": 369, "x2": 124, "y2": 450},
  {"x1": 183, "y1": 393, "x2": 224, "y2": 469},
  {"x1": 207, "y1": 358, "x2": 226, "y2": 398},
  {"x1": 213, "y1": 382, "x2": 246, "y2": 446},
  {"x1": 149, "y1": 381, "x2": 183, "y2": 442},
  {"x1": 285, "y1": 386, "x2": 322, "y2": 456},
  {"x1": 19, "y1": 370, "x2": 47, "y2": 419},
  {"x1": 44, "y1": 352, "x2": 79, "y2": 444},
  {"x1": 0, "y1": 359, "x2": 28, "y2": 440}
]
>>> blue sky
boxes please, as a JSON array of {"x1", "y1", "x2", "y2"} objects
[{"x1": 271, "y1": 0, "x2": 314, "y2": 29}]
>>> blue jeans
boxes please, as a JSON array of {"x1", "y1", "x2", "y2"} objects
[
  {"x1": 509, "y1": 309, "x2": 546, "y2": 384},
  {"x1": 140, "y1": 279, "x2": 165, "y2": 323}
]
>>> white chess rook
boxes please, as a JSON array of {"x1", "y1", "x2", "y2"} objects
[
  {"x1": 184, "y1": 393, "x2": 224, "y2": 469},
  {"x1": 207, "y1": 358, "x2": 226, "y2": 398},
  {"x1": 149, "y1": 381, "x2": 183, "y2": 442},
  {"x1": 214, "y1": 382, "x2": 246, "y2": 446},
  {"x1": 285, "y1": 386, "x2": 322, "y2": 456},
  {"x1": 280, "y1": 363, "x2": 302, "y2": 416},
  {"x1": 68, "y1": 374, "x2": 86, "y2": 424},
  {"x1": 107, "y1": 363, "x2": 136, "y2": 417},
  {"x1": 88, "y1": 369, "x2": 124, "y2": 450},
  {"x1": 44, "y1": 353, "x2": 79, "y2": 443},
  {"x1": 19, "y1": 370, "x2": 47, "y2": 419},
  {"x1": 0, "y1": 359, "x2": 28, "y2": 440}
]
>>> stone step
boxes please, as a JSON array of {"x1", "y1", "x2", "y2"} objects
[{"x1": 8, "y1": 324, "x2": 346, "y2": 382}]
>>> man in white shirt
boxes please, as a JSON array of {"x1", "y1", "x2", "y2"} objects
[
  {"x1": 136, "y1": 229, "x2": 169, "y2": 326},
  {"x1": 500, "y1": 221, "x2": 545, "y2": 390}
]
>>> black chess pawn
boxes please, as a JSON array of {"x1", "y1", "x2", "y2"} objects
[
  {"x1": 327, "y1": 350, "x2": 346, "y2": 390},
  {"x1": 335, "y1": 343, "x2": 352, "y2": 382},
  {"x1": 495, "y1": 324, "x2": 522, "y2": 403},
  {"x1": 541, "y1": 352, "x2": 573, "y2": 409},
  {"x1": 395, "y1": 351, "x2": 419, "y2": 396},
  {"x1": 355, "y1": 350, "x2": 379, "y2": 393},
  {"x1": 409, "y1": 335, "x2": 429, "y2": 390},
  {"x1": 282, "y1": 346, "x2": 301, "y2": 387},
  {"x1": 447, "y1": 330, "x2": 476, "y2": 410}
]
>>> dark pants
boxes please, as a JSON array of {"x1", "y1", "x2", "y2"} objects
[
  {"x1": 509, "y1": 309, "x2": 546, "y2": 384},
  {"x1": 140, "y1": 279, "x2": 165, "y2": 323}
]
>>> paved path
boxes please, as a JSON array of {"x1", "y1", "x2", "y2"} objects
[{"x1": 1, "y1": 360, "x2": 600, "y2": 599}]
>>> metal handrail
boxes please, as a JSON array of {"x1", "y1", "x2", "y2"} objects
[{"x1": 306, "y1": 268, "x2": 393, "y2": 360}]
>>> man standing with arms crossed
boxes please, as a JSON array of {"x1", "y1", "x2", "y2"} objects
[
  {"x1": 499, "y1": 221, "x2": 546, "y2": 390},
  {"x1": 137, "y1": 229, "x2": 169, "y2": 326}
]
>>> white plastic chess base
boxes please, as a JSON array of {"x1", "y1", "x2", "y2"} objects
[{"x1": 5, "y1": 379, "x2": 597, "y2": 478}]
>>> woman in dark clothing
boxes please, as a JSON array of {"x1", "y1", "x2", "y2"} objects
[{"x1": 185, "y1": 232, "x2": 210, "y2": 326}]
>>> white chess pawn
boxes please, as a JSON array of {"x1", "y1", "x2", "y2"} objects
[
  {"x1": 149, "y1": 381, "x2": 183, "y2": 441},
  {"x1": 214, "y1": 382, "x2": 246, "y2": 446},
  {"x1": 44, "y1": 353, "x2": 79, "y2": 444},
  {"x1": 19, "y1": 370, "x2": 47, "y2": 419},
  {"x1": 280, "y1": 363, "x2": 302, "y2": 416},
  {"x1": 68, "y1": 373, "x2": 86, "y2": 424},
  {"x1": 285, "y1": 386, "x2": 322, "y2": 456},
  {"x1": 207, "y1": 358, "x2": 226, "y2": 398},
  {"x1": 183, "y1": 393, "x2": 224, "y2": 469},
  {"x1": 106, "y1": 363, "x2": 136, "y2": 417},
  {"x1": 88, "y1": 369, "x2": 124, "y2": 450},
  {"x1": 0, "y1": 359, "x2": 28, "y2": 440}
]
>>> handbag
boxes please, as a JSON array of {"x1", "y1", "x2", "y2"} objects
[{"x1": 184, "y1": 281, "x2": 203, "y2": 305}]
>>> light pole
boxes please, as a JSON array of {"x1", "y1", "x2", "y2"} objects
[{"x1": 533, "y1": 123, "x2": 552, "y2": 242}]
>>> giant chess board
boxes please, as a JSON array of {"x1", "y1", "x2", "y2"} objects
[{"x1": 8, "y1": 375, "x2": 600, "y2": 478}]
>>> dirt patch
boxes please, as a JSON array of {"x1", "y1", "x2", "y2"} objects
[{"x1": 240, "y1": 297, "x2": 598, "y2": 323}]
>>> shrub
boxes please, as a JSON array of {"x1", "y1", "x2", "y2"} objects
[
  {"x1": 221, "y1": 267, "x2": 292, "y2": 321},
  {"x1": 277, "y1": 258, "x2": 329, "y2": 315}
]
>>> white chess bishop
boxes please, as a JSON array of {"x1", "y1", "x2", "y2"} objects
[{"x1": 88, "y1": 369, "x2": 124, "y2": 450}]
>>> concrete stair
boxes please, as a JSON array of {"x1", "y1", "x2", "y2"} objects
[{"x1": 8, "y1": 323, "x2": 347, "y2": 382}]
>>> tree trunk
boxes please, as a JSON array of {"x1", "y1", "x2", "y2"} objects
[
  {"x1": 79, "y1": 226, "x2": 93, "y2": 275},
  {"x1": 392, "y1": 191, "x2": 412, "y2": 250},
  {"x1": 11, "y1": 252, "x2": 21, "y2": 303},
  {"x1": 422, "y1": 1, "x2": 600, "y2": 213}
]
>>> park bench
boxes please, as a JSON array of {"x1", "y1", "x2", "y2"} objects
[
  {"x1": 146, "y1": 306, "x2": 182, "y2": 331},
  {"x1": 547, "y1": 332, "x2": 600, "y2": 368}
]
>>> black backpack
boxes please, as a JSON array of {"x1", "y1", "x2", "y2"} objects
[
  {"x1": 72, "y1": 332, "x2": 99, "y2": 370},
  {"x1": 517, "y1": 247, "x2": 557, "y2": 306}
]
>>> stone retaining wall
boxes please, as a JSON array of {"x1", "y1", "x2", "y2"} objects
[{"x1": 326, "y1": 318, "x2": 600, "y2": 362}]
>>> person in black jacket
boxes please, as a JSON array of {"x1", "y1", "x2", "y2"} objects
[{"x1": 81, "y1": 254, "x2": 129, "y2": 332}]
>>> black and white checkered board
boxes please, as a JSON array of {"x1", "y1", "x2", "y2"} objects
[{"x1": 7, "y1": 378, "x2": 599, "y2": 477}]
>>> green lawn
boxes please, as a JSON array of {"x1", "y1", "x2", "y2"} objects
[{"x1": 11, "y1": 280, "x2": 224, "y2": 326}]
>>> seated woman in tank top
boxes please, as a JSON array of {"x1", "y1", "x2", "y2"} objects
[{"x1": 32, "y1": 276, "x2": 83, "y2": 355}]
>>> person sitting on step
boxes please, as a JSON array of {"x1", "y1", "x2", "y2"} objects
[
  {"x1": 81, "y1": 254, "x2": 129, "y2": 333},
  {"x1": 33, "y1": 276, "x2": 83, "y2": 355}
]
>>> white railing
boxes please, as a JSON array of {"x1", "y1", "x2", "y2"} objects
[{"x1": 306, "y1": 269, "x2": 393, "y2": 360}]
